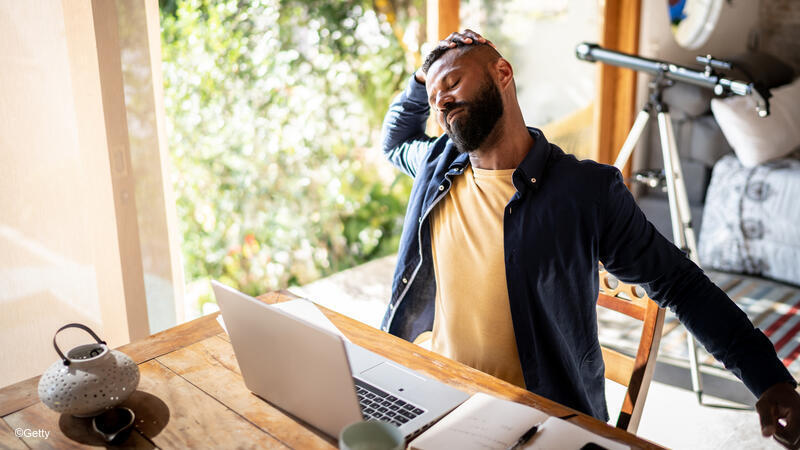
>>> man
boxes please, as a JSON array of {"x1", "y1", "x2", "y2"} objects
[{"x1": 378, "y1": 29, "x2": 800, "y2": 447}]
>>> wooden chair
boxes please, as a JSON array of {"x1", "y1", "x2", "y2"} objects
[{"x1": 597, "y1": 266, "x2": 666, "y2": 434}]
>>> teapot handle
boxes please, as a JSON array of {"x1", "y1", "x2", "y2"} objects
[{"x1": 54, "y1": 323, "x2": 107, "y2": 366}]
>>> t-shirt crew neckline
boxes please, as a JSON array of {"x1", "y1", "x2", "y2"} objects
[{"x1": 470, "y1": 166, "x2": 516, "y2": 178}]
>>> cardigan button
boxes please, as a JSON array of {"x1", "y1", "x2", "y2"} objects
[
  {"x1": 530, "y1": 177, "x2": 537, "y2": 184},
  {"x1": 402, "y1": 277, "x2": 408, "y2": 284},
  {"x1": 438, "y1": 185, "x2": 445, "y2": 191}
]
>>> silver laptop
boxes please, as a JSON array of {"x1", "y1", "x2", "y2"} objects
[{"x1": 211, "y1": 281, "x2": 468, "y2": 440}]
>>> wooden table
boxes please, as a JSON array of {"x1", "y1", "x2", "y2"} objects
[{"x1": 0, "y1": 290, "x2": 664, "y2": 449}]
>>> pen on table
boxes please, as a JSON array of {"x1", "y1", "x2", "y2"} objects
[{"x1": 506, "y1": 421, "x2": 542, "y2": 450}]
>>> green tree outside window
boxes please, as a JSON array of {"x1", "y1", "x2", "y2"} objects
[{"x1": 160, "y1": 0, "x2": 423, "y2": 316}]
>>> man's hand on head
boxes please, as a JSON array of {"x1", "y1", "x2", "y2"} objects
[
  {"x1": 414, "y1": 29, "x2": 494, "y2": 85},
  {"x1": 757, "y1": 381, "x2": 800, "y2": 449}
]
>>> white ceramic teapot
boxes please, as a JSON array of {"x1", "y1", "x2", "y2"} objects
[{"x1": 38, "y1": 323, "x2": 139, "y2": 417}]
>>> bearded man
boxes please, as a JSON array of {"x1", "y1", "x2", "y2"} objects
[{"x1": 378, "y1": 29, "x2": 800, "y2": 447}]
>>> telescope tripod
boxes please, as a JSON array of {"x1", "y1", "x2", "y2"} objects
[{"x1": 614, "y1": 77, "x2": 704, "y2": 404}]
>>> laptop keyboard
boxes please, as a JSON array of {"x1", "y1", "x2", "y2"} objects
[{"x1": 354, "y1": 378, "x2": 425, "y2": 426}]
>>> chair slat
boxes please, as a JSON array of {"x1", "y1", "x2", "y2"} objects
[
  {"x1": 597, "y1": 267, "x2": 665, "y2": 434},
  {"x1": 601, "y1": 346, "x2": 635, "y2": 386},
  {"x1": 599, "y1": 269, "x2": 651, "y2": 309},
  {"x1": 597, "y1": 293, "x2": 646, "y2": 320}
]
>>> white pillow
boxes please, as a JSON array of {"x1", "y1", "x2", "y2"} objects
[{"x1": 710, "y1": 77, "x2": 800, "y2": 167}]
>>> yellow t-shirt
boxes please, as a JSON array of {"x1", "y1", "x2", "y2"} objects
[{"x1": 430, "y1": 164, "x2": 526, "y2": 388}]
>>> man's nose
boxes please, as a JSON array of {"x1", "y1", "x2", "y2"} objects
[{"x1": 434, "y1": 92, "x2": 454, "y2": 113}]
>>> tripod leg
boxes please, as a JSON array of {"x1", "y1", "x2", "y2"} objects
[
  {"x1": 657, "y1": 112, "x2": 704, "y2": 404},
  {"x1": 614, "y1": 110, "x2": 651, "y2": 171},
  {"x1": 657, "y1": 114, "x2": 684, "y2": 248},
  {"x1": 664, "y1": 117, "x2": 701, "y2": 263}
]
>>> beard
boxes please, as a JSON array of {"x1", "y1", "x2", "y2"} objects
[{"x1": 444, "y1": 78, "x2": 504, "y2": 153}]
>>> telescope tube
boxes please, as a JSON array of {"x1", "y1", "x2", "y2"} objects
[{"x1": 575, "y1": 42, "x2": 767, "y2": 116}]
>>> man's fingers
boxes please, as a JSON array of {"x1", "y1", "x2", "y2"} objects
[
  {"x1": 440, "y1": 30, "x2": 490, "y2": 48},
  {"x1": 776, "y1": 408, "x2": 800, "y2": 449},
  {"x1": 757, "y1": 400, "x2": 778, "y2": 437},
  {"x1": 443, "y1": 32, "x2": 467, "y2": 43},
  {"x1": 461, "y1": 29, "x2": 484, "y2": 42},
  {"x1": 438, "y1": 33, "x2": 461, "y2": 48},
  {"x1": 765, "y1": 424, "x2": 778, "y2": 438},
  {"x1": 460, "y1": 29, "x2": 496, "y2": 49},
  {"x1": 442, "y1": 34, "x2": 471, "y2": 46},
  {"x1": 757, "y1": 383, "x2": 800, "y2": 448},
  {"x1": 428, "y1": 29, "x2": 496, "y2": 58}
]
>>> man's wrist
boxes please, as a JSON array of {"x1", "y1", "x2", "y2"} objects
[
  {"x1": 405, "y1": 73, "x2": 429, "y2": 105},
  {"x1": 413, "y1": 69, "x2": 425, "y2": 85},
  {"x1": 759, "y1": 380, "x2": 798, "y2": 400}
]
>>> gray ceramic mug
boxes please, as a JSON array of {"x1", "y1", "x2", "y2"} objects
[{"x1": 338, "y1": 421, "x2": 404, "y2": 450}]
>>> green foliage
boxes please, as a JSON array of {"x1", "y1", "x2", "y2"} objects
[{"x1": 160, "y1": 0, "x2": 415, "y2": 313}]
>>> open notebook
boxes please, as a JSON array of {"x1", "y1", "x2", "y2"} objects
[{"x1": 408, "y1": 393, "x2": 629, "y2": 450}]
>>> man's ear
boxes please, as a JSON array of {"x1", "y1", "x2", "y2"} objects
[{"x1": 493, "y1": 58, "x2": 514, "y2": 90}]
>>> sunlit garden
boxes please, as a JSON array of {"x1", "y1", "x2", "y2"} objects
[{"x1": 159, "y1": 0, "x2": 425, "y2": 317}]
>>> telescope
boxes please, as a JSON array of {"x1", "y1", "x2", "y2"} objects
[{"x1": 575, "y1": 42, "x2": 770, "y2": 117}]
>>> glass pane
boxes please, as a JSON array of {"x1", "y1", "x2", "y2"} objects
[{"x1": 116, "y1": 0, "x2": 182, "y2": 333}]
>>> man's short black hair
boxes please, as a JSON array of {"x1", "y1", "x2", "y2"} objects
[{"x1": 421, "y1": 42, "x2": 499, "y2": 74}]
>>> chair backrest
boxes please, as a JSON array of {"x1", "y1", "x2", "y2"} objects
[{"x1": 597, "y1": 267, "x2": 666, "y2": 434}]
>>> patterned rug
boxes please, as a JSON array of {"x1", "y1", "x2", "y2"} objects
[{"x1": 597, "y1": 270, "x2": 800, "y2": 382}]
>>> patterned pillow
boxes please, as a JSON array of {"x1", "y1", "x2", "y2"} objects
[{"x1": 698, "y1": 154, "x2": 800, "y2": 286}]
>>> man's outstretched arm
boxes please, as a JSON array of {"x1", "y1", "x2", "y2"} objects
[{"x1": 598, "y1": 168, "x2": 800, "y2": 448}]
